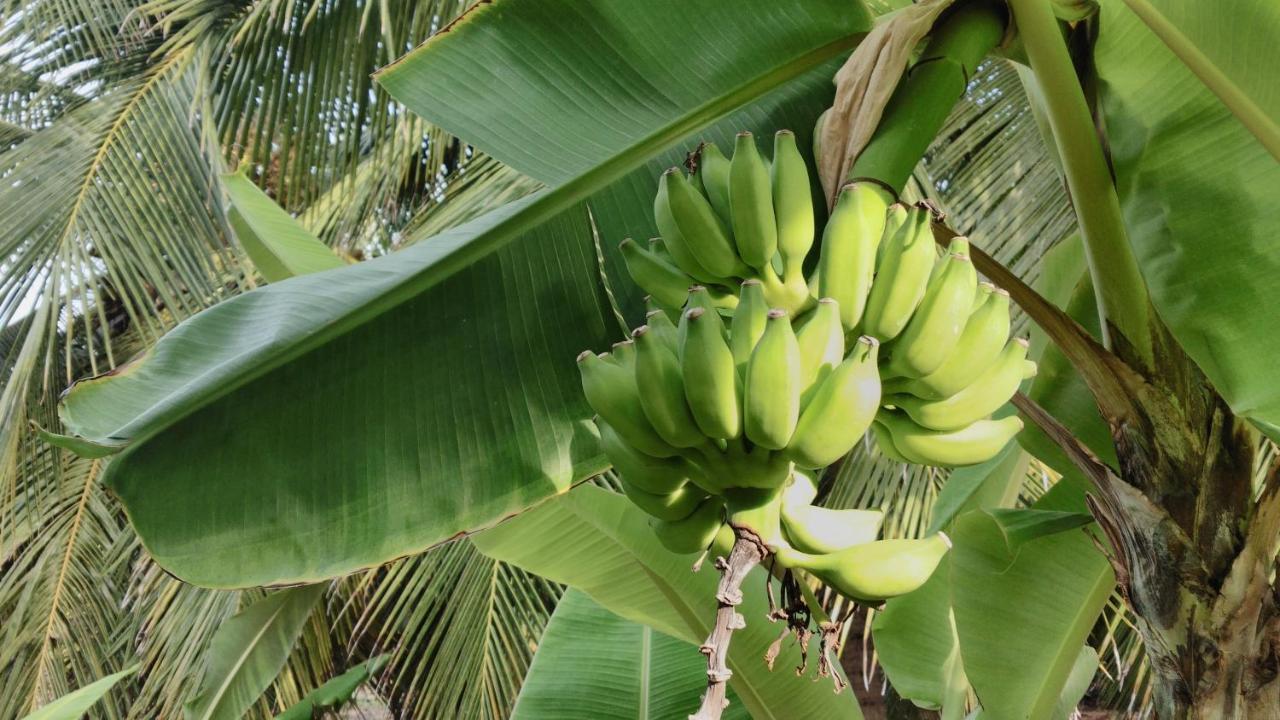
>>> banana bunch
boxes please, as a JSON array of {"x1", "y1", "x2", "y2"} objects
[
  {"x1": 621, "y1": 131, "x2": 816, "y2": 316},
  {"x1": 587, "y1": 128, "x2": 1038, "y2": 606},
  {"x1": 578, "y1": 277, "x2": 884, "y2": 549}
]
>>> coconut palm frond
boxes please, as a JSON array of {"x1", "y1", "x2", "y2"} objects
[
  {"x1": 340, "y1": 540, "x2": 560, "y2": 719},
  {"x1": 0, "y1": 453, "x2": 133, "y2": 720}
]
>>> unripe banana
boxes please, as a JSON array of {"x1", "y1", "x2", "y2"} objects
[
  {"x1": 648, "y1": 237, "x2": 674, "y2": 264},
  {"x1": 596, "y1": 418, "x2": 694, "y2": 494},
  {"x1": 812, "y1": 107, "x2": 830, "y2": 160},
  {"x1": 786, "y1": 337, "x2": 881, "y2": 469},
  {"x1": 609, "y1": 339, "x2": 636, "y2": 368},
  {"x1": 782, "y1": 469, "x2": 819, "y2": 509},
  {"x1": 621, "y1": 478, "x2": 706, "y2": 521},
  {"x1": 781, "y1": 505, "x2": 884, "y2": 554},
  {"x1": 654, "y1": 171, "x2": 721, "y2": 284},
  {"x1": 680, "y1": 307, "x2": 741, "y2": 440},
  {"x1": 862, "y1": 207, "x2": 935, "y2": 341},
  {"x1": 772, "y1": 130, "x2": 815, "y2": 275},
  {"x1": 729, "y1": 279, "x2": 768, "y2": 376},
  {"x1": 886, "y1": 251, "x2": 977, "y2": 378},
  {"x1": 619, "y1": 238, "x2": 692, "y2": 310},
  {"x1": 663, "y1": 168, "x2": 748, "y2": 279},
  {"x1": 901, "y1": 284, "x2": 1011, "y2": 399},
  {"x1": 726, "y1": 485, "x2": 789, "y2": 549},
  {"x1": 633, "y1": 325, "x2": 704, "y2": 447},
  {"x1": 578, "y1": 350, "x2": 677, "y2": 457},
  {"x1": 892, "y1": 338, "x2": 1031, "y2": 431},
  {"x1": 877, "y1": 202, "x2": 909, "y2": 266},
  {"x1": 644, "y1": 309, "x2": 679, "y2": 350},
  {"x1": 695, "y1": 142, "x2": 733, "y2": 224},
  {"x1": 819, "y1": 183, "x2": 890, "y2": 331},
  {"x1": 677, "y1": 285, "x2": 725, "y2": 355},
  {"x1": 876, "y1": 411, "x2": 1024, "y2": 467},
  {"x1": 651, "y1": 495, "x2": 726, "y2": 555},
  {"x1": 794, "y1": 297, "x2": 844, "y2": 399},
  {"x1": 870, "y1": 420, "x2": 912, "y2": 464},
  {"x1": 1023, "y1": 359, "x2": 1038, "y2": 379},
  {"x1": 744, "y1": 309, "x2": 802, "y2": 450},
  {"x1": 776, "y1": 534, "x2": 951, "y2": 603},
  {"x1": 758, "y1": 263, "x2": 813, "y2": 315},
  {"x1": 729, "y1": 132, "x2": 778, "y2": 271}
]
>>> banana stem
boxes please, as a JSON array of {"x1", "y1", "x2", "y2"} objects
[
  {"x1": 691, "y1": 529, "x2": 767, "y2": 720},
  {"x1": 1006, "y1": 0, "x2": 1154, "y2": 367},
  {"x1": 849, "y1": 0, "x2": 1007, "y2": 193}
]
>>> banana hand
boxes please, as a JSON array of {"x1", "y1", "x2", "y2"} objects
[
  {"x1": 876, "y1": 411, "x2": 1023, "y2": 467},
  {"x1": 776, "y1": 534, "x2": 950, "y2": 603},
  {"x1": 892, "y1": 338, "x2": 1031, "y2": 431}
]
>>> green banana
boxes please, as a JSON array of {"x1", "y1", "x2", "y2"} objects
[
  {"x1": 744, "y1": 309, "x2": 802, "y2": 450},
  {"x1": 776, "y1": 534, "x2": 951, "y2": 603},
  {"x1": 862, "y1": 206, "x2": 935, "y2": 341},
  {"x1": 1023, "y1": 359, "x2": 1038, "y2": 379},
  {"x1": 786, "y1": 336, "x2": 881, "y2": 469},
  {"x1": 818, "y1": 182, "x2": 890, "y2": 331},
  {"x1": 680, "y1": 307, "x2": 741, "y2": 440},
  {"x1": 794, "y1": 297, "x2": 844, "y2": 397},
  {"x1": 877, "y1": 202, "x2": 909, "y2": 266},
  {"x1": 781, "y1": 505, "x2": 884, "y2": 554},
  {"x1": 729, "y1": 132, "x2": 778, "y2": 271},
  {"x1": 596, "y1": 418, "x2": 693, "y2": 494},
  {"x1": 893, "y1": 338, "x2": 1031, "y2": 431},
  {"x1": 663, "y1": 167, "x2": 748, "y2": 279},
  {"x1": 695, "y1": 142, "x2": 733, "y2": 224},
  {"x1": 644, "y1": 308, "x2": 679, "y2": 350},
  {"x1": 886, "y1": 251, "x2": 977, "y2": 378},
  {"x1": 677, "y1": 285, "x2": 722, "y2": 355},
  {"x1": 782, "y1": 469, "x2": 819, "y2": 508},
  {"x1": 633, "y1": 325, "x2": 704, "y2": 447},
  {"x1": 729, "y1": 279, "x2": 768, "y2": 376},
  {"x1": 870, "y1": 420, "x2": 912, "y2": 464},
  {"x1": 648, "y1": 237, "x2": 674, "y2": 264},
  {"x1": 651, "y1": 496, "x2": 726, "y2": 554},
  {"x1": 902, "y1": 283, "x2": 1011, "y2": 399},
  {"x1": 578, "y1": 349, "x2": 676, "y2": 457},
  {"x1": 772, "y1": 130, "x2": 815, "y2": 276},
  {"x1": 877, "y1": 411, "x2": 1024, "y2": 467},
  {"x1": 812, "y1": 107, "x2": 831, "y2": 159},
  {"x1": 619, "y1": 238, "x2": 691, "y2": 310},
  {"x1": 609, "y1": 339, "x2": 636, "y2": 368},
  {"x1": 620, "y1": 478, "x2": 706, "y2": 521},
  {"x1": 725, "y1": 485, "x2": 789, "y2": 549},
  {"x1": 654, "y1": 170, "x2": 721, "y2": 284}
]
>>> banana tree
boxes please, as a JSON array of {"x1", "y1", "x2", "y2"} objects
[{"x1": 45, "y1": 0, "x2": 1280, "y2": 717}]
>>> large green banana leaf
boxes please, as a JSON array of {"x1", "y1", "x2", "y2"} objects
[
  {"x1": 949, "y1": 483, "x2": 1113, "y2": 720},
  {"x1": 1113, "y1": 0, "x2": 1279, "y2": 160},
  {"x1": 511, "y1": 589, "x2": 748, "y2": 720},
  {"x1": 1095, "y1": 1, "x2": 1280, "y2": 442},
  {"x1": 472, "y1": 484, "x2": 861, "y2": 719},
  {"x1": 57, "y1": 0, "x2": 872, "y2": 588}
]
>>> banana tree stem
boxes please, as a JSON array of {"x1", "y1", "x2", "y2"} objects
[
  {"x1": 850, "y1": 0, "x2": 1007, "y2": 193},
  {"x1": 1007, "y1": 0, "x2": 1154, "y2": 367}
]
